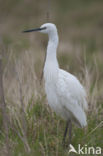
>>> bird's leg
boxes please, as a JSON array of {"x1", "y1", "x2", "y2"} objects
[
  {"x1": 62, "y1": 120, "x2": 69, "y2": 146},
  {"x1": 68, "y1": 120, "x2": 72, "y2": 145}
]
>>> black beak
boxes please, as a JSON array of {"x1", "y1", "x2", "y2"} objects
[{"x1": 22, "y1": 27, "x2": 46, "y2": 33}]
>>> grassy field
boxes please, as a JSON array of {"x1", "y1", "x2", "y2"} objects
[{"x1": 0, "y1": 0, "x2": 103, "y2": 155}]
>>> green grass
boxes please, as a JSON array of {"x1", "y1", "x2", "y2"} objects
[
  {"x1": 0, "y1": 0, "x2": 103, "y2": 155},
  {"x1": 0, "y1": 96, "x2": 103, "y2": 156}
]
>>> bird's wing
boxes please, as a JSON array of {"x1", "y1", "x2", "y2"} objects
[{"x1": 56, "y1": 69, "x2": 88, "y2": 127}]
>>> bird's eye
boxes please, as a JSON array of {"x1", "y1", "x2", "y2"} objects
[
  {"x1": 44, "y1": 27, "x2": 47, "y2": 29},
  {"x1": 41, "y1": 27, "x2": 46, "y2": 31}
]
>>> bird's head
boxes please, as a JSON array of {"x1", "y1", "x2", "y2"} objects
[
  {"x1": 23, "y1": 23, "x2": 57, "y2": 35},
  {"x1": 40, "y1": 23, "x2": 57, "y2": 34}
]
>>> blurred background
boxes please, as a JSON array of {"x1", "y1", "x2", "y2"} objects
[
  {"x1": 0, "y1": 0, "x2": 103, "y2": 103},
  {"x1": 0, "y1": 0, "x2": 103, "y2": 78},
  {"x1": 0, "y1": 0, "x2": 103, "y2": 155}
]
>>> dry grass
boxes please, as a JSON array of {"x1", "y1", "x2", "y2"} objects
[
  {"x1": 0, "y1": 0, "x2": 103, "y2": 155},
  {"x1": 0, "y1": 44, "x2": 102, "y2": 155}
]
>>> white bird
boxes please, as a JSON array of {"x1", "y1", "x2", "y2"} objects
[{"x1": 23, "y1": 23, "x2": 88, "y2": 146}]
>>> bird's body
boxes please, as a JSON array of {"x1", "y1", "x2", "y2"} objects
[
  {"x1": 43, "y1": 23, "x2": 88, "y2": 128},
  {"x1": 44, "y1": 68, "x2": 88, "y2": 127},
  {"x1": 23, "y1": 23, "x2": 88, "y2": 145}
]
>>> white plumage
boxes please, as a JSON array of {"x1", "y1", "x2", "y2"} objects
[
  {"x1": 23, "y1": 23, "x2": 88, "y2": 145},
  {"x1": 42, "y1": 23, "x2": 88, "y2": 128}
]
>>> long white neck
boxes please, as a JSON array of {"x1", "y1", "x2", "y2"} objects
[
  {"x1": 46, "y1": 30, "x2": 59, "y2": 66},
  {"x1": 44, "y1": 30, "x2": 59, "y2": 82}
]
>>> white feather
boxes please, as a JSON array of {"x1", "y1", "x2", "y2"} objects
[{"x1": 41, "y1": 23, "x2": 88, "y2": 128}]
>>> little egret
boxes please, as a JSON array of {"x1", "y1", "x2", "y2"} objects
[{"x1": 23, "y1": 23, "x2": 88, "y2": 146}]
